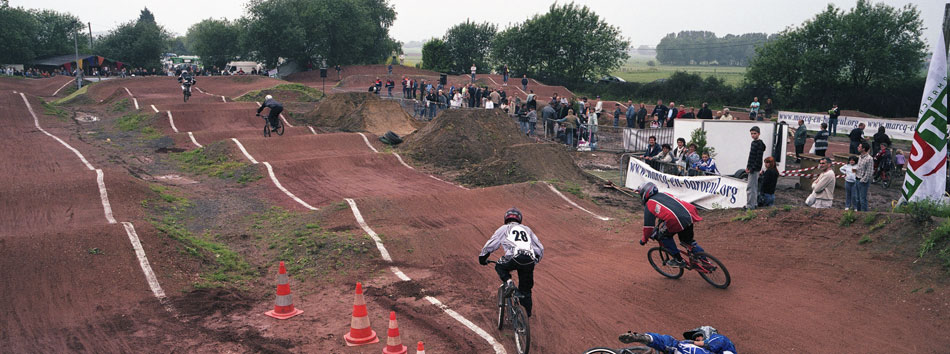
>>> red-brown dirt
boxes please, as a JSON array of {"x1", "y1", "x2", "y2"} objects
[
  {"x1": 0, "y1": 75, "x2": 73, "y2": 97},
  {"x1": 3, "y1": 72, "x2": 947, "y2": 353},
  {"x1": 302, "y1": 92, "x2": 420, "y2": 136}
]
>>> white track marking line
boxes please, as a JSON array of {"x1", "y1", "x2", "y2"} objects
[
  {"x1": 166, "y1": 111, "x2": 178, "y2": 133},
  {"x1": 308, "y1": 126, "x2": 317, "y2": 134},
  {"x1": 428, "y1": 174, "x2": 469, "y2": 190},
  {"x1": 221, "y1": 95, "x2": 226, "y2": 102},
  {"x1": 345, "y1": 198, "x2": 504, "y2": 354},
  {"x1": 263, "y1": 162, "x2": 318, "y2": 210},
  {"x1": 123, "y1": 87, "x2": 139, "y2": 110},
  {"x1": 230, "y1": 138, "x2": 259, "y2": 164},
  {"x1": 187, "y1": 132, "x2": 202, "y2": 148},
  {"x1": 357, "y1": 133, "x2": 378, "y2": 152},
  {"x1": 96, "y1": 169, "x2": 117, "y2": 224},
  {"x1": 20, "y1": 93, "x2": 94, "y2": 171},
  {"x1": 121, "y1": 222, "x2": 168, "y2": 302},
  {"x1": 21, "y1": 93, "x2": 170, "y2": 313},
  {"x1": 51, "y1": 79, "x2": 72, "y2": 96},
  {"x1": 279, "y1": 113, "x2": 293, "y2": 127},
  {"x1": 393, "y1": 152, "x2": 413, "y2": 169},
  {"x1": 151, "y1": 104, "x2": 159, "y2": 113},
  {"x1": 424, "y1": 296, "x2": 507, "y2": 354},
  {"x1": 544, "y1": 182, "x2": 610, "y2": 221},
  {"x1": 345, "y1": 198, "x2": 392, "y2": 262}
]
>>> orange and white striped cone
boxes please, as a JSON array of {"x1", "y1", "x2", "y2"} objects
[
  {"x1": 382, "y1": 311, "x2": 408, "y2": 354},
  {"x1": 416, "y1": 341, "x2": 425, "y2": 354},
  {"x1": 264, "y1": 261, "x2": 303, "y2": 319},
  {"x1": 344, "y1": 282, "x2": 379, "y2": 346}
]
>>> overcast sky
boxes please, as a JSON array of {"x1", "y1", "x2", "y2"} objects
[{"x1": 13, "y1": 0, "x2": 945, "y2": 50}]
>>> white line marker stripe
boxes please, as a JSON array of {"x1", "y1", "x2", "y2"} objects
[
  {"x1": 545, "y1": 182, "x2": 610, "y2": 220},
  {"x1": 424, "y1": 296, "x2": 507, "y2": 354},
  {"x1": 52, "y1": 80, "x2": 72, "y2": 96},
  {"x1": 188, "y1": 132, "x2": 202, "y2": 148},
  {"x1": 263, "y1": 162, "x2": 318, "y2": 210},
  {"x1": 393, "y1": 152, "x2": 413, "y2": 169},
  {"x1": 167, "y1": 111, "x2": 178, "y2": 133},
  {"x1": 308, "y1": 126, "x2": 317, "y2": 134},
  {"x1": 220, "y1": 95, "x2": 226, "y2": 102},
  {"x1": 345, "y1": 198, "x2": 392, "y2": 262},
  {"x1": 230, "y1": 138, "x2": 259, "y2": 164},
  {"x1": 151, "y1": 104, "x2": 159, "y2": 113},
  {"x1": 96, "y1": 169, "x2": 117, "y2": 224},
  {"x1": 20, "y1": 93, "x2": 94, "y2": 171},
  {"x1": 357, "y1": 133, "x2": 378, "y2": 153},
  {"x1": 279, "y1": 113, "x2": 293, "y2": 127},
  {"x1": 345, "y1": 198, "x2": 504, "y2": 353},
  {"x1": 124, "y1": 87, "x2": 133, "y2": 96},
  {"x1": 121, "y1": 222, "x2": 166, "y2": 300},
  {"x1": 132, "y1": 98, "x2": 139, "y2": 110}
]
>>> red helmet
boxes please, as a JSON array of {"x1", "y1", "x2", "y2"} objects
[{"x1": 504, "y1": 207, "x2": 522, "y2": 224}]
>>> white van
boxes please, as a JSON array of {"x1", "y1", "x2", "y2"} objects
[{"x1": 224, "y1": 61, "x2": 263, "y2": 74}]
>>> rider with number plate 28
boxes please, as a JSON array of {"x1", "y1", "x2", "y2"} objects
[
  {"x1": 638, "y1": 182, "x2": 704, "y2": 267},
  {"x1": 478, "y1": 207, "x2": 544, "y2": 317},
  {"x1": 256, "y1": 95, "x2": 284, "y2": 131},
  {"x1": 619, "y1": 325, "x2": 737, "y2": 354}
]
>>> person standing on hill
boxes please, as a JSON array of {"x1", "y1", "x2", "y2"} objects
[
  {"x1": 625, "y1": 100, "x2": 636, "y2": 128},
  {"x1": 746, "y1": 126, "x2": 766, "y2": 209},
  {"x1": 522, "y1": 75, "x2": 529, "y2": 91},
  {"x1": 719, "y1": 108, "x2": 734, "y2": 120},
  {"x1": 854, "y1": 142, "x2": 873, "y2": 211},
  {"x1": 697, "y1": 102, "x2": 713, "y2": 119},
  {"x1": 387, "y1": 63, "x2": 393, "y2": 75},
  {"x1": 828, "y1": 104, "x2": 841, "y2": 136},
  {"x1": 502, "y1": 65, "x2": 509, "y2": 86},
  {"x1": 542, "y1": 103, "x2": 557, "y2": 137},
  {"x1": 652, "y1": 100, "x2": 667, "y2": 126},
  {"x1": 764, "y1": 98, "x2": 774, "y2": 119},
  {"x1": 793, "y1": 119, "x2": 808, "y2": 162},
  {"x1": 666, "y1": 101, "x2": 677, "y2": 127},
  {"x1": 470, "y1": 64, "x2": 477, "y2": 83},
  {"x1": 849, "y1": 123, "x2": 865, "y2": 154},
  {"x1": 814, "y1": 123, "x2": 829, "y2": 156},
  {"x1": 749, "y1": 97, "x2": 761, "y2": 121},
  {"x1": 526, "y1": 90, "x2": 537, "y2": 110},
  {"x1": 637, "y1": 103, "x2": 648, "y2": 129}
]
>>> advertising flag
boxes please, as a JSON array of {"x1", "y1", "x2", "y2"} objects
[{"x1": 902, "y1": 29, "x2": 949, "y2": 202}]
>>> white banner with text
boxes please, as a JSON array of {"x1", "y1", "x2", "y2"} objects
[
  {"x1": 777, "y1": 111, "x2": 916, "y2": 140},
  {"x1": 625, "y1": 157, "x2": 747, "y2": 209}
]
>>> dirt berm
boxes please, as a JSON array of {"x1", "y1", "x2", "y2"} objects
[
  {"x1": 404, "y1": 108, "x2": 588, "y2": 186},
  {"x1": 301, "y1": 92, "x2": 420, "y2": 136}
]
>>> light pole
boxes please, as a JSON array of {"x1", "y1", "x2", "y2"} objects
[{"x1": 73, "y1": 22, "x2": 82, "y2": 89}]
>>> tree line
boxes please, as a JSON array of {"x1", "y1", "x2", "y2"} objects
[
  {"x1": 0, "y1": 2, "x2": 89, "y2": 65},
  {"x1": 421, "y1": 2, "x2": 631, "y2": 83},
  {"x1": 655, "y1": 31, "x2": 774, "y2": 66}
]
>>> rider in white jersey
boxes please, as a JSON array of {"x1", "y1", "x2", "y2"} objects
[{"x1": 478, "y1": 207, "x2": 544, "y2": 317}]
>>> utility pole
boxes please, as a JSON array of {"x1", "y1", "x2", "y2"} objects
[
  {"x1": 87, "y1": 22, "x2": 93, "y2": 51},
  {"x1": 74, "y1": 23, "x2": 82, "y2": 89}
]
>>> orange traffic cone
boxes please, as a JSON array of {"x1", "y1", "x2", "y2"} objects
[
  {"x1": 264, "y1": 261, "x2": 303, "y2": 319},
  {"x1": 345, "y1": 282, "x2": 379, "y2": 346},
  {"x1": 382, "y1": 311, "x2": 408, "y2": 354},
  {"x1": 416, "y1": 341, "x2": 425, "y2": 354}
]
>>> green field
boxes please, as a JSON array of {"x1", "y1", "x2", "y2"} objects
[{"x1": 611, "y1": 58, "x2": 747, "y2": 86}]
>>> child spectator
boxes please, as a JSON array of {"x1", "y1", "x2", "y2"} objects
[
  {"x1": 697, "y1": 153, "x2": 719, "y2": 175},
  {"x1": 894, "y1": 149, "x2": 906, "y2": 172},
  {"x1": 840, "y1": 156, "x2": 858, "y2": 211},
  {"x1": 759, "y1": 156, "x2": 779, "y2": 207}
]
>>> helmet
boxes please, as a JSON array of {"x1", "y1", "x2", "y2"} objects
[
  {"x1": 683, "y1": 326, "x2": 718, "y2": 341},
  {"x1": 638, "y1": 182, "x2": 658, "y2": 205},
  {"x1": 264, "y1": 94, "x2": 273, "y2": 100},
  {"x1": 504, "y1": 207, "x2": 522, "y2": 224}
]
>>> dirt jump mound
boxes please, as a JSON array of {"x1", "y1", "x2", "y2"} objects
[
  {"x1": 403, "y1": 108, "x2": 531, "y2": 168},
  {"x1": 458, "y1": 143, "x2": 587, "y2": 186},
  {"x1": 302, "y1": 92, "x2": 419, "y2": 136}
]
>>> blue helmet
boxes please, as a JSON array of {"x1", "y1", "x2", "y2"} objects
[{"x1": 638, "y1": 182, "x2": 658, "y2": 205}]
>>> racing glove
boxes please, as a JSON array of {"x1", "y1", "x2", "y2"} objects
[{"x1": 478, "y1": 254, "x2": 488, "y2": 265}]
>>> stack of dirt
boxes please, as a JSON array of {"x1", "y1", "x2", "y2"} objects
[
  {"x1": 302, "y1": 92, "x2": 420, "y2": 136},
  {"x1": 458, "y1": 143, "x2": 587, "y2": 186},
  {"x1": 404, "y1": 108, "x2": 589, "y2": 186}
]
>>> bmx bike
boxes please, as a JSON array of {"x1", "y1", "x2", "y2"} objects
[
  {"x1": 645, "y1": 223, "x2": 731, "y2": 289},
  {"x1": 182, "y1": 83, "x2": 192, "y2": 102},
  {"x1": 259, "y1": 114, "x2": 284, "y2": 137},
  {"x1": 487, "y1": 260, "x2": 531, "y2": 354},
  {"x1": 583, "y1": 345, "x2": 653, "y2": 354}
]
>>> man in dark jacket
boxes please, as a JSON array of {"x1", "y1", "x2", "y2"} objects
[
  {"x1": 256, "y1": 95, "x2": 283, "y2": 130},
  {"x1": 542, "y1": 104, "x2": 557, "y2": 137},
  {"x1": 644, "y1": 136, "x2": 661, "y2": 158},
  {"x1": 652, "y1": 100, "x2": 667, "y2": 126},
  {"x1": 849, "y1": 123, "x2": 865, "y2": 154},
  {"x1": 871, "y1": 126, "x2": 891, "y2": 155},
  {"x1": 625, "y1": 100, "x2": 636, "y2": 128},
  {"x1": 637, "y1": 103, "x2": 648, "y2": 129},
  {"x1": 746, "y1": 126, "x2": 766, "y2": 209},
  {"x1": 697, "y1": 103, "x2": 713, "y2": 119},
  {"x1": 828, "y1": 104, "x2": 841, "y2": 135},
  {"x1": 793, "y1": 119, "x2": 808, "y2": 162}
]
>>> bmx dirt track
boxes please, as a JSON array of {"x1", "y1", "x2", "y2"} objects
[{"x1": 2, "y1": 73, "x2": 948, "y2": 353}]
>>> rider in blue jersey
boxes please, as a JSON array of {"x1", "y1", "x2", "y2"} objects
[{"x1": 620, "y1": 326, "x2": 736, "y2": 354}]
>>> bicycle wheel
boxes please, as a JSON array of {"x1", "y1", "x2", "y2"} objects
[
  {"x1": 582, "y1": 348, "x2": 619, "y2": 354},
  {"x1": 647, "y1": 247, "x2": 684, "y2": 279},
  {"x1": 276, "y1": 121, "x2": 285, "y2": 136},
  {"x1": 263, "y1": 124, "x2": 271, "y2": 137},
  {"x1": 693, "y1": 252, "x2": 731, "y2": 289},
  {"x1": 511, "y1": 305, "x2": 530, "y2": 354},
  {"x1": 497, "y1": 286, "x2": 505, "y2": 330}
]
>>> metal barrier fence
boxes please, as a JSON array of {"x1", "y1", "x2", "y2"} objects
[
  {"x1": 620, "y1": 153, "x2": 718, "y2": 188},
  {"x1": 538, "y1": 120, "x2": 673, "y2": 153}
]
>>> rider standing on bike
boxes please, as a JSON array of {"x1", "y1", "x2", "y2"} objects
[
  {"x1": 256, "y1": 95, "x2": 284, "y2": 131},
  {"x1": 178, "y1": 68, "x2": 195, "y2": 94},
  {"x1": 638, "y1": 182, "x2": 703, "y2": 267},
  {"x1": 478, "y1": 207, "x2": 544, "y2": 317},
  {"x1": 619, "y1": 326, "x2": 736, "y2": 354}
]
